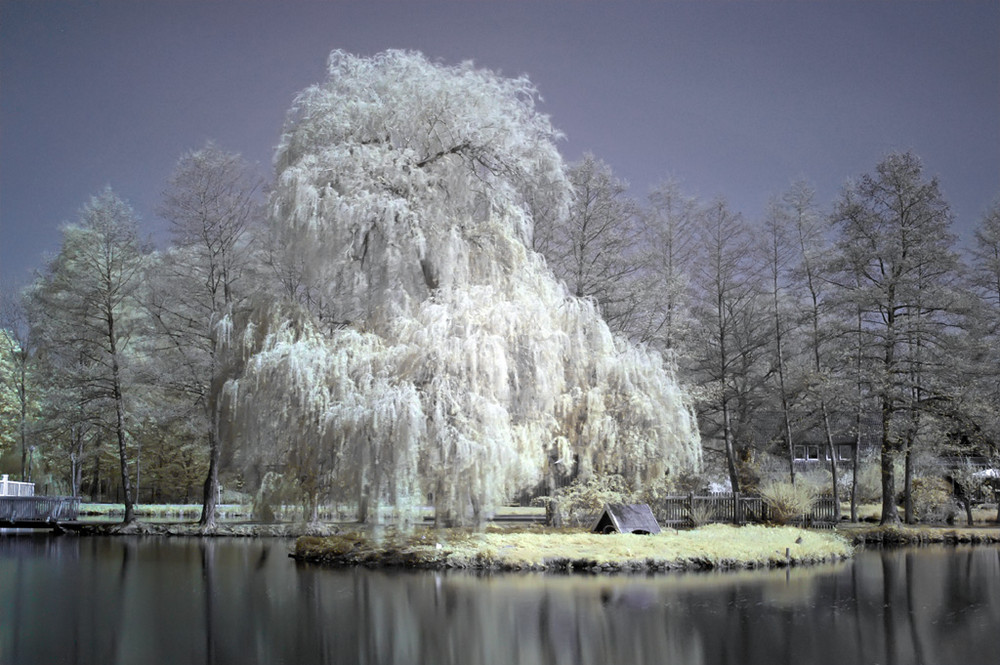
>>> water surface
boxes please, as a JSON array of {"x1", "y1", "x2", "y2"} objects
[{"x1": 1, "y1": 535, "x2": 998, "y2": 665}]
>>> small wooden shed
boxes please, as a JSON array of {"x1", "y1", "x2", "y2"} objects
[{"x1": 591, "y1": 503, "x2": 661, "y2": 535}]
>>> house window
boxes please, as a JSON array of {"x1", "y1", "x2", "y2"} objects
[
  {"x1": 838, "y1": 444, "x2": 853, "y2": 461},
  {"x1": 794, "y1": 445, "x2": 823, "y2": 461}
]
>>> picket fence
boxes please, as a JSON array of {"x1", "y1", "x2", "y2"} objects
[{"x1": 653, "y1": 493, "x2": 839, "y2": 528}]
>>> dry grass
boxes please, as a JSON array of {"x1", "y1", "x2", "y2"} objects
[
  {"x1": 845, "y1": 523, "x2": 1000, "y2": 546},
  {"x1": 846, "y1": 502, "x2": 999, "y2": 526},
  {"x1": 759, "y1": 480, "x2": 819, "y2": 524},
  {"x1": 295, "y1": 523, "x2": 853, "y2": 572}
]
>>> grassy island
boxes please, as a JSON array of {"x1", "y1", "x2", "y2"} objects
[{"x1": 293, "y1": 524, "x2": 854, "y2": 573}]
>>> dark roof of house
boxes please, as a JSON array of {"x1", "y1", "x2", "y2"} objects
[
  {"x1": 747, "y1": 410, "x2": 882, "y2": 451},
  {"x1": 591, "y1": 503, "x2": 661, "y2": 535}
]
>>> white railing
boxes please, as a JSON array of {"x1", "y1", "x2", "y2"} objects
[{"x1": 0, "y1": 474, "x2": 35, "y2": 497}]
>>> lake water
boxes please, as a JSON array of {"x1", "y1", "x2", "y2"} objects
[{"x1": 1, "y1": 534, "x2": 998, "y2": 665}]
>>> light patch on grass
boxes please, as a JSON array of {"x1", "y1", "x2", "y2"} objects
[
  {"x1": 475, "y1": 524, "x2": 851, "y2": 569},
  {"x1": 296, "y1": 524, "x2": 853, "y2": 572}
]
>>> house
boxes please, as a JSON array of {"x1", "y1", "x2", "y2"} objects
[
  {"x1": 591, "y1": 503, "x2": 661, "y2": 534},
  {"x1": 748, "y1": 411, "x2": 881, "y2": 471}
]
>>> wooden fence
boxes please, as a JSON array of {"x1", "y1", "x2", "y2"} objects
[
  {"x1": 653, "y1": 493, "x2": 838, "y2": 528},
  {"x1": 0, "y1": 496, "x2": 80, "y2": 525}
]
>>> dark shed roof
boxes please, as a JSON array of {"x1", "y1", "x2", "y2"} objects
[{"x1": 591, "y1": 503, "x2": 661, "y2": 535}]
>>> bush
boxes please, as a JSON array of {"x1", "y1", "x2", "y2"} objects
[
  {"x1": 535, "y1": 474, "x2": 632, "y2": 527},
  {"x1": 910, "y1": 476, "x2": 954, "y2": 523},
  {"x1": 759, "y1": 480, "x2": 819, "y2": 525},
  {"x1": 686, "y1": 499, "x2": 718, "y2": 527},
  {"x1": 852, "y1": 457, "x2": 884, "y2": 504}
]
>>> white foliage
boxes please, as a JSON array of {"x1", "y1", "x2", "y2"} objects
[{"x1": 234, "y1": 51, "x2": 700, "y2": 523}]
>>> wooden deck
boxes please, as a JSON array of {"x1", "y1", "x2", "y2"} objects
[{"x1": 0, "y1": 496, "x2": 81, "y2": 529}]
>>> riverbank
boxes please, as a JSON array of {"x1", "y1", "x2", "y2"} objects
[
  {"x1": 846, "y1": 524, "x2": 1000, "y2": 546},
  {"x1": 292, "y1": 523, "x2": 854, "y2": 573},
  {"x1": 63, "y1": 521, "x2": 338, "y2": 538}
]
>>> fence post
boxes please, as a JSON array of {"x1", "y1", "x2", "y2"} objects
[{"x1": 734, "y1": 492, "x2": 742, "y2": 526}]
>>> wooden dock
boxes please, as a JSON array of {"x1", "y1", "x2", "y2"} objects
[{"x1": 0, "y1": 495, "x2": 81, "y2": 530}]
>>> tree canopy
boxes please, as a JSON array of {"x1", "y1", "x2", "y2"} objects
[{"x1": 229, "y1": 50, "x2": 701, "y2": 524}]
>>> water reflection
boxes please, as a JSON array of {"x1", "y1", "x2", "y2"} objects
[{"x1": 1, "y1": 536, "x2": 998, "y2": 665}]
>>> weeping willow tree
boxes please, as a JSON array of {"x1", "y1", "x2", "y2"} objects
[{"x1": 228, "y1": 50, "x2": 700, "y2": 525}]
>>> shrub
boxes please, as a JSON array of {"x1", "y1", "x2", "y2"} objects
[
  {"x1": 759, "y1": 479, "x2": 819, "y2": 525},
  {"x1": 686, "y1": 499, "x2": 718, "y2": 527},
  {"x1": 535, "y1": 474, "x2": 632, "y2": 527},
  {"x1": 910, "y1": 476, "x2": 954, "y2": 523},
  {"x1": 852, "y1": 457, "x2": 884, "y2": 504}
]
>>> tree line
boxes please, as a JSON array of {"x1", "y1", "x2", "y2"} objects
[
  {"x1": 542, "y1": 150, "x2": 1000, "y2": 524},
  {"x1": 2, "y1": 51, "x2": 998, "y2": 527}
]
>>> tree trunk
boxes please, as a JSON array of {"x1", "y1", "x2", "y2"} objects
[
  {"x1": 200, "y1": 370, "x2": 224, "y2": 529},
  {"x1": 110, "y1": 346, "x2": 135, "y2": 525},
  {"x1": 199, "y1": 421, "x2": 221, "y2": 528},
  {"x1": 19, "y1": 362, "x2": 27, "y2": 481},
  {"x1": 357, "y1": 480, "x2": 370, "y2": 524},
  {"x1": 850, "y1": 308, "x2": 864, "y2": 523},
  {"x1": 903, "y1": 437, "x2": 914, "y2": 524},
  {"x1": 723, "y1": 401, "x2": 741, "y2": 494},
  {"x1": 114, "y1": 383, "x2": 135, "y2": 524},
  {"x1": 92, "y1": 454, "x2": 102, "y2": 502},
  {"x1": 879, "y1": 397, "x2": 900, "y2": 525},
  {"x1": 820, "y1": 402, "x2": 841, "y2": 521},
  {"x1": 879, "y1": 446, "x2": 899, "y2": 525},
  {"x1": 851, "y1": 416, "x2": 861, "y2": 523},
  {"x1": 770, "y1": 264, "x2": 794, "y2": 485},
  {"x1": 70, "y1": 424, "x2": 84, "y2": 498},
  {"x1": 994, "y1": 485, "x2": 999, "y2": 524},
  {"x1": 545, "y1": 446, "x2": 563, "y2": 527}
]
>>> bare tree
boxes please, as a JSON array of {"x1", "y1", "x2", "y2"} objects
[
  {"x1": 0, "y1": 290, "x2": 34, "y2": 480},
  {"x1": 689, "y1": 198, "x2": 767, "y2": 493},
  {"x1": 150, "y1": 142, "x2": 264, "y2": 529},
  {"x1": 759, "y1": 194, "x2": 800, "y2": 485},
  {"x1": 635, "y1": 179, "x2": 700, "y2": 357},
  {"x1": 831, "y1": 152, "x2": 960, "y2": 525},
  {"x1": 779, "y1": 181, "x2": 842, "y2": 518},
  {"x1": 968, "y1": 200, "x2": 1000, "y2": 521},
  {"x1": 28, "y1": 188, "x2": 147, "y2": 523},
  {"x1": 541, "y1": 154, "x2": 643, "y2": 335}
]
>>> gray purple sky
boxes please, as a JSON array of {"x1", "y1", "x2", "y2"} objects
[{"x1": 2, "y1": 1, "x2": 998, "y2": 290}]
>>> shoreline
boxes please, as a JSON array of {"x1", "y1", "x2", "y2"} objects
[
  {"x1": 292, "y1": 524, "x2": 855, "y2": 573},
  {"x1": 22, "y1": 520, "x2": 1000, "y2": 574},
  {"x1": 289, "y1": 523, "x2": 1000, "y2": 574},
  {"x1": 52, "y1": 521, "x2": 338, "y2": 538}
]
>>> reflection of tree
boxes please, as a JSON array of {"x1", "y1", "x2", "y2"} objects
[
  {"x1": 905, "y1": 552, "x2": 928, "y2": 664},
  {"x1": 881, "y1": 551, "x2": 900, "y2": 665},
  {"x1": 8, "y1": 541, "x2": 1000, "y2": 665},
  {"x1": 334, "y1": 572, "x2": 707, "y2": 665},
  {"x1": 199, "y1": 539, "x2": 216, "y2": 665},
  {"x1": 74, "y1": 538, "x2": 134, "y2": 664},
  {"x1": 850, "y1": 559, "x2": 866, "y2": 664}
]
